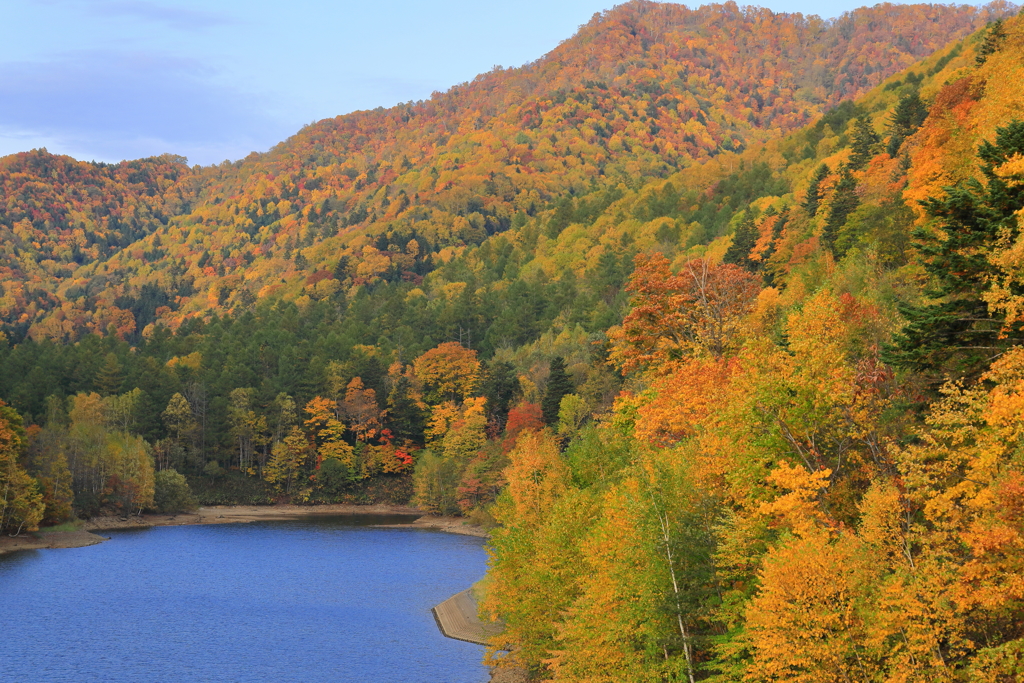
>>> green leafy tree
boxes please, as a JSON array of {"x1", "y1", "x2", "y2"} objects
[
  {"x1": 227, "y1": 388, "x2": 267, "y2": 475},
  {"x1": 412, "y1": 450, "x2": 463, "y2": 515},
  {"x1": 163, "y1": 393, "x2": 196, "y2": 451},
  {"x1": 0, "y1": 402, "x2": 44, "y2": 534},
  {"x1": 152, "y1": 469, "x2": 198, "y2": 513}
]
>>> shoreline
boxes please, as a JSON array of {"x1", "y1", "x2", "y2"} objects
[{"x1": 0, "y1": 504, "x2": 487, "y2": 556}]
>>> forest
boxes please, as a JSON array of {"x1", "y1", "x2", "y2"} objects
[{"x1": 2, "y1": 1, "x2": 1024, "y2": 680}]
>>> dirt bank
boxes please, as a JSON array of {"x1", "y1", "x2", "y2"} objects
[
  {"x1": 375, "y1": 514, "x2": 489, "y2": 537},
  {"x1": 490, "y1": 668, "x2": 529, "y2": 683},
  {"x1": 0, "y1": 505, "x2": 487, "y2": 556},
  {"x1": 0, "y1": 529, "x2": 108, "y2": 555},
  {"x1": 81, "y1": 502, "x2": 426, "y2": 531}
]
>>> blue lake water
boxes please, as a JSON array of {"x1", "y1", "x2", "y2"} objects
[{"x1": 0, "y1": 516, "x2": 490, "y2": 682}]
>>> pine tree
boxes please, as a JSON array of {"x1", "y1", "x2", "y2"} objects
[
  {"x1": 760, "y1": 208, "x2": 788, "y2": 286},
  {"x1": 823, "y1": 165, "x2": 859, "y2": 254},
  {"x1": 886, "y1": 120, "x2": 1024, "y2": 381},
  {"x1": 886, "y1": 91, "x2": 929, "y2": 157},
  {"x1": 976, "y1": 19, "x2": 1006, "y2": 65},
  {"x1": 723, "y1": 211, "x2": 759, "y2": 271},
  {"x1": 94, "y1": 353, "x2": 124, "y2": 397},
  {"x1": 481, "y1": 360, "x2": 519, "y2": 430},
  {"x1": 802, "y1": 164, "x2": 830, "y2": 218},
  {"x1": 386, "y1": 373, "x2": 425, "y2": 444},
  {"x1": 848, "y1": 116, "x2": 880, "y2": 170},
  {"x1": 542, "y1": 357, "x2": 573, "y2": 425}
]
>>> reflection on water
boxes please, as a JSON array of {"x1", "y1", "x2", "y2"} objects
[{"x1": 0, "y1": 516, "x2": 489, "y2": 683}]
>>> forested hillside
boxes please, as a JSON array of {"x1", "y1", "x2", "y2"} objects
[
  {"x1": 3, "y1": 2, "x2": 1024, "y2": 680},
  {"x1": 0, "y1": 1, "x2": 1010, "y2": 343}
]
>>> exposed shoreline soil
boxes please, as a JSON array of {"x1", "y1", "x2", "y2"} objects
[{"x1": 0, "y1": 528, "x2": 109, "y2": 555}]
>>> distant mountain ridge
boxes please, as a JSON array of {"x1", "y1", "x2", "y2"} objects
[{"x1": 0, "y1": 0, "x2": 1015, "y2": 341}]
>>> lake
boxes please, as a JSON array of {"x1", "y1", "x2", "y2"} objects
[{"x1": 0, "y1": 516, "x2": 490, "y2": 682}]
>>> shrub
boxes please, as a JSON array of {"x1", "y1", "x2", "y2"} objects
[{"x1": 152, "y1": 469, "x2": 199, "y2": 514}]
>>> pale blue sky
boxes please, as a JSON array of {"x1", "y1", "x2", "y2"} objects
[{"x1": 0, "y1": 0, "x2": 989, "y2": 166}]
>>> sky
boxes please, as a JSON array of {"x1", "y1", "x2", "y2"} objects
[{"x1": 0, "y1": 0, "x2": 993, "y2": 166}]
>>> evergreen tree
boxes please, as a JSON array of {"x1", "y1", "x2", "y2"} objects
[
  {"x1": 94, "y1": 353, "x2": 124, "y2": 397},
  {"x1": 975, "y1": 19, "x2": 1006, "y2": 65},
  {"x1": 848, "y1": 116, "x2": 880, "y2": 170},
  {"x1": 802, "y1": 164, "x2": 830, "y2": 218},
  {"x1": 823, "y1": 165, "x2": 859, "y2": 254},
  {"x1": 759, "y1": 208, "x2": 788, "y2": 286},
  {"x1": 542, "y1": 357, "x2": 573, "y2": 425},
  {"x1": 386, "y1": 374, "x2": 426, "y2": 444},
  {"x1": 481, "y1": 360, "x2": 519, "y2": 430},
  {"x1": 886, "y1": 91, "x2": 929, "y2": 157},
  {"x1": 723, "y1": 211, "x2": 759, "y2": 271},
  {"x1": 886, "y1": 120, "x2": 1024, "y2": 381}
]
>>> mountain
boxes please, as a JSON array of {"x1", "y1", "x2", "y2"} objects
[
  {"x1": 0, "y1": 0, "x2": 1013, "y2": 342},
  {"x1": 4, "y1": 5, "x2": 1024, "y2": 679}
]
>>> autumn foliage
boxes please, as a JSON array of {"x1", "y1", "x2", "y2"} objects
[{"x1": 2, "y1": 4, "x2": 1024, "y2": 681}]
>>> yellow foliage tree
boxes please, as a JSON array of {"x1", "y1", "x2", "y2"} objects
[
  {"x1": 0, "y1": 402, "x2": 44, "y2": 534},
  {"x1": 413, "y1": 341, "x2": 481, "y2": 404}
]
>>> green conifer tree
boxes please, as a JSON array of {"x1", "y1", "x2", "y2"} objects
[
  {"x1": 94, "y1": 353, "x2": 124, "y2": 397},
  {"x1": 886, "y1": 120, "x2": 1024, "y2": 381},
  {"x1": 482, "y1": 360, "x2": 519, "y2": 430},
  {"x1": 723, "y1": 211, "x2": 760, "y2": 271},
  {"x1": 386, "y1": 374, "x2": 426, "y2": 444},
  {"x1": 886, "y1": 91, "x2": 929, "y2": 157},
  {"x1": 849, "y1": 116, "x2": 881, "y2": 170},
  {"x1": 802, "y1": 164, "x2": 830, "y2": 218},
  {"x1": 760, "y1": 208, "x2": 788, "y2": 286},
  {"x1": 823, "y1": 166, "x2": 859, "y2": 254},
  {"x1": 542, "y1": 357, "x2": 573, "y2": 425},
  {"x1": 976, "y1": 19, "x2": 1006, "y2": 65}
]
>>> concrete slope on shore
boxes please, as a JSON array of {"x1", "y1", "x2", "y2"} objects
[{"x1": 432, "y1": 589, "x2": 503, "y2": 646}]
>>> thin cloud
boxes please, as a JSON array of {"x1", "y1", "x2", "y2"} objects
[
  {"x1": 91, "y1": 1, "x2": 239, "y2": 31},
  {"x1": 0, "y1": 50, "x2": 291, "y2": 164},
  {"x1": 36, "y1": 0, "x2": 241, "y2": 31}
]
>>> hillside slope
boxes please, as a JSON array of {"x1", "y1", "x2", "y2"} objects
[{"x1": 0, "y1": 0, "x2": 1013, "y2": 341}]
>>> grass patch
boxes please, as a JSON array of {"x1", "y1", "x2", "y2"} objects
[
  {"x1": 36, "y1": 519, "x2": 85, "y2": 534},
  {"x1": 471, "y1": 574, "x2": 492, "y2": 606}
]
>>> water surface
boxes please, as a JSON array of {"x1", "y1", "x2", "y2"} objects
[{"x1": 0, "y1": 516, "x2": 489, "y2": 682}]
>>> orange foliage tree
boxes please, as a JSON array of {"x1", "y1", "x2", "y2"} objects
[{"x1": 612, "y1": 254, "x2": 760, "y2": 372}]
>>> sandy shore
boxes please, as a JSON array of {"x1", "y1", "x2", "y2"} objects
[
  {"x1": 376, "y1": 514, "x2": 489, "y2": 537},
  {"x1": 82, "y1": 502, "x2": 424, "y2": 531},
  {"x1": 0, "y1": 505, "x2": 487, "y2": 556},
  {"x1": 0, "y1": 528, "x2": 109, "y2": 555},
  {"x1": 490, "y1": 668, "x2": 529, "y2": 683}
]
